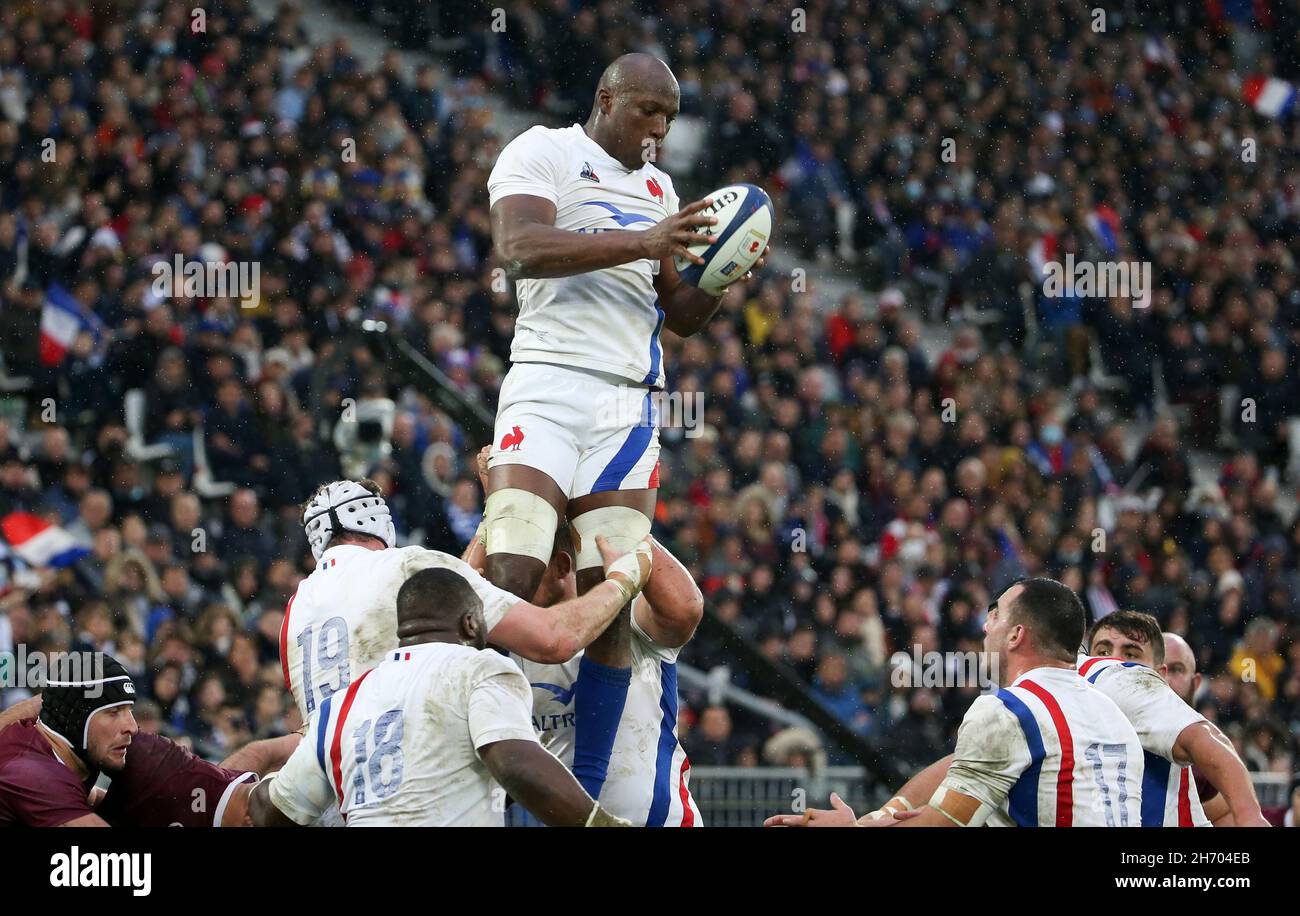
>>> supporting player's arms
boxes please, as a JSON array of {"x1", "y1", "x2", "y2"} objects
[
  {"x1": 489, "y1": 536, "x2": 653, "y2": 663},
  {"x1": 460, "y1": 446, "x2": 492, "y2": 570},
  {"x1": 633, "y1": 537, "x2": 703, "y2": 648},
  {"x1": 1172, "y1": 722, "x2": 1269, "y2": 826},
  {"x1": 0, "y1": 696, "x2": 41, "y2": 731},
  {"x1": 219, "y1": 733, "x2": 302, "y2": 777},
  {"x1": 491, "y1": 195, "x2": 716, "y2": 281},
  {"x1": 462, "y1": 529, "x2": 486, "y2": 570},
  {"x1": 478, "y1": 739, "x2": 628, "y2": 826}
]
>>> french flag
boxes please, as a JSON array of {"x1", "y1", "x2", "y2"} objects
[
  {"x1": 1242, "y1": 75, "x2": 1297, "y2": 119},
  {"x1": 1, "y1": 512, "x2": 89, "y2": 568},
  {"x1": 39, "y1": 283, "x2": 93, "y2": 367},
  {"x1": 1086, "y1": 205, "x2": 1121, "y2": 257},
  {"x1": 1028, "y1": 233, "x2": 1058, "y2": 280}
]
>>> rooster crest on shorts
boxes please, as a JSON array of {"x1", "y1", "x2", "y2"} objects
[{"x1": 500, "y1": 425, "x2": 525, "y2": 451}]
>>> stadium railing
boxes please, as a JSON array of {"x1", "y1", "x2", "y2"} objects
[
  {"x1": 689, "y1": 765, "x2": 879, "y2": 827},
  {"x1": 678, "y1": 662, "x2": 821, "y2": 736},
  {"x1": 1252, "y1": 773, "x2": 1292, "y2": 809}
]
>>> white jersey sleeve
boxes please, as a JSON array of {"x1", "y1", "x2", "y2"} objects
[
  {"x1": 267, "y1": 715, "x2": 334, "y2": 826},
  {"x1": 941, "y1": 694, "x2": 1031, "y2": 815},
  {"x1": 398, "y1": 546, "x2": 521, "y2": 631},
  {"x1": 468, "y1": 651, "x2": 543, "y2": 753},
  {"x1": 1090, "y1": 663, "x2": 1205, "y2": 761},
  {"x1": 488, "y1": 126, "x2": 565, "y2": 206}
]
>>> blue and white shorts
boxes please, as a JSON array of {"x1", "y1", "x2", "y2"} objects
[{"x1": 489, "y1": 361, "x2": 661, "y2": 499}]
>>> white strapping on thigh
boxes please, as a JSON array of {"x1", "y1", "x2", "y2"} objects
[
  {"x1": 484, "y1": 488, "x2": 559, "y2": 565},
  {"x1": 570, "y1": 505, "x2": 651, "y2": 571}
]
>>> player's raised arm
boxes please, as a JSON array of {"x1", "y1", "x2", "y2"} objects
[
  {"x1": 478, "y1": 739, "x2": 628, "y2": 827},
  {"x1": 0, "y1": 696, "x2": 41, "y2": 732},
  {"x1": 487, "y1": 535, "x2": 653, "y2": 663},
  {"x1": 1171, "y1": 721, "x2": 1269, "y2": 827},
  {"x1": 219, "y1": 733, "x2": 302, "y2": 778},
  {"x1": 633, "y1": 536, "x2": 703, "y2": 649},
  {"x1": 468, "y1": 457, "x2": 678, "y2": 655},
  {"x1": 461, "y1": 446, "x2": 492, "y2": 570}
]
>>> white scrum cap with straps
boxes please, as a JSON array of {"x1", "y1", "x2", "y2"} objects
[{"x1": 302, "y1": 480, "x2": 396, "y2": 561}]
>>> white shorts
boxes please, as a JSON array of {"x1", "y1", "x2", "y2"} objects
[{"x1": 490, "y1": 362, "x2": 661, "y2": 499}]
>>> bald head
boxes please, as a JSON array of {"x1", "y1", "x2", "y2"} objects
[
  {"x1": 1162, "y1": 632, "x2": 1199, "y2": 705},
  {"x1": 586, "y1": 53, "x2": 680, "y2": 169},
  {"x1": 597, "y1": 53, "x2": 678, "y2": 96},
  {"x1": 395, "y1": 567, "x2": 486, "y2": 649}
]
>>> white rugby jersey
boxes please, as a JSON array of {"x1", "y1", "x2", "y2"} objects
[
  {"x1": 280, "y1": 544, "x2": 521, "y2": 721},
  {"x1": 511, "y1": 604, "x2": 701, "y2": 826},
  {"x1": 942, "y1": 665, "x2": 1144, "y2": 826},
  {"x1": 268, "y1": 641, "x2": 540, "y2": 826},
  {"x1": 1078, "y1": 656, "x2": 1210, "y2": 827},
  {"x1": 487, "y1": 123, "x2": 680, "y2": 388}
]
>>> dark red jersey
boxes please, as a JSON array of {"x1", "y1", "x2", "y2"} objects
[
  {"x1": 0, "y1": 718, "x2": 97, "y2": 827},
  {"x1": 1263, "y1": 805, "x2": 1291, "y2": 827},
  {"x1": 98, "y1": 731, "x2": 255, "y2": 827}
]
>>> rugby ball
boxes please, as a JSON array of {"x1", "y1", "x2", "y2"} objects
[{"x1": 674, "y1": 184, "x2": 774, "y2": 295}]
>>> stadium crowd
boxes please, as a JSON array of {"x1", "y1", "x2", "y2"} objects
[{"x1": 0, "y1": 0, "x2": 1296, "y2": 801}]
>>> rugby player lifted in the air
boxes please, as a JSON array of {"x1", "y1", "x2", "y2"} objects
[{"x1": 485, "y1": 52, "x2": 769, "y2": 799}]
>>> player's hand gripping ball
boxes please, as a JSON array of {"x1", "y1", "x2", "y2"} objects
[{"x1": 673, "y1": 184, "x2": 774, "y2": 295}]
